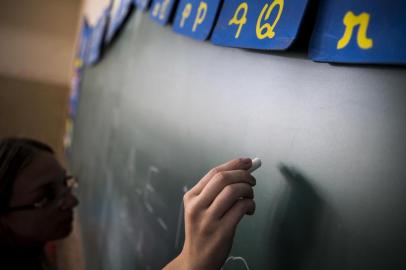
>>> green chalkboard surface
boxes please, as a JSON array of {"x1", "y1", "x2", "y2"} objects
[{"x1": 71, "y1": 9, "x2": 406, "y2": 270}]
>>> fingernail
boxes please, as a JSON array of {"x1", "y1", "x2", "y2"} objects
[{"x1": 241, "y1": 158, "x2": 251, "y2": 164}]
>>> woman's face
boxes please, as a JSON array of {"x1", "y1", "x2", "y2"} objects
[{"x1": 4, "y1": 151, "x2": 79, "y2": 247}]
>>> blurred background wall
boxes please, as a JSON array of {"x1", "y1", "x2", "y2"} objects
[{"x1": 0, "y1": 0, "x2": 82, "y2": 160}]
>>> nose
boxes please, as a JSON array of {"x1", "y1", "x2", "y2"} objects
[{"x1": 59, "y1": 193, "x2": 79, "y2": 211}]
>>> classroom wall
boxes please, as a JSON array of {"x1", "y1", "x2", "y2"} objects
[
  {"x1": 82, "y1": 0, "x2": 112, "y2": 26},
  {"x1": 0, "y1": 0, "x2": 82, "y2": 157},
  {"x1": 0, "y1": 75, "x2": 68, "y2": 160},
  {"x1": 0, "y1": 0, "x2": 81, "y2": 86},
  {"x1": 71, "y1": 11, "x2": 406, "y2": 270}
]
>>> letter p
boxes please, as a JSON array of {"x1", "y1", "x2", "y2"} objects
[
  {"x1": 180, "y1": 3, "x2": 192, "y2": 28},
  {"x1": 192, "y1": 1, "x2": 207, "y2": 32}
]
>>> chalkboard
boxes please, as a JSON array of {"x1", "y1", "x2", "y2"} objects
[{"x1": 71, "y1": 9, "x2": 406, "y2": 270}]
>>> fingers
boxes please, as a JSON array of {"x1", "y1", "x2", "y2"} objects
[
  {"x1": 177, "y1": 158, "x2": 257, "y2": 270},
  {"x1": 222, "y1": 199, "x2": 256, "y2": 231},
  {"x1": 197, "y1": 169, "x2": 255, "y2": 208},
  {"x1": 190, "y1": 158, "x2": 252, "y2": 195},
  {"x1": 208, "y1": 183, "x2": 254, "y2": 219}
]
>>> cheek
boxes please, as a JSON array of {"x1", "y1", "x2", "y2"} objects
[
  {"x1": 7, "y1": 212, "x2": 47, "y2": 243},
  {"x1": 7, "y1": 210, "x2": 65, "y2": 242}
]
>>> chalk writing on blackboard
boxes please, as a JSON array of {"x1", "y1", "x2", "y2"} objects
[
  {"x1": 222, "y1": 256, "x2": 250, "y2": 269},
  {"x1": 337, "y1": 11, "x2": 373, "y2": 50},
  {"x1": 136, "y1": 230, "x2": 144, "y2": 254},
  {"x1": 143, "y1": 165, "x2": 159, "y2": 214},
  {"x1": 119, "y1": 197, "x2": 135, "y2": 234},
  {"x1": 140, "y1": 164, "x2": 170, "y2": 235},
  {"x1": 157, "y1": 217, "x2": 168, "y2": 231},
  {"x1": 127, "y1": 147, "x2": 136, "y2": 174}
]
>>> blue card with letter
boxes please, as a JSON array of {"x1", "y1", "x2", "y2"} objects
[
  {"x1": 105, "y1": 0, "x2": 133, "y2": 43},
  {"x1": 150, "y1": 0, "x2": 178, "y2": 25},
  {"x1": 211, "y1": 0, "x2": 310, "y2": 50},
  {"x1": 309, "y1": 0, "x2": 406, "y2": 64},
  {"x1": 77, "y1": 20, "x2": 92, "y2": 67},
  {"x1": 172, "y1": 0, "x2": 222, "y2": 40},
  {"x1": 86, "y1": 10, "x2": 109, "y2": 65},
  {"x1": 134, "y1": 0, "x2": 151, "y2": 11}
]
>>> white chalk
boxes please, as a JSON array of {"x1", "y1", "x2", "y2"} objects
[{"x1": 248, "y1": 157, "x2": 261, "y2": 173}]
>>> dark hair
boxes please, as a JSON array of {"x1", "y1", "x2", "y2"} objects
[{"x1": 0, "y1": 138, "x2": 54, "y2": 213}]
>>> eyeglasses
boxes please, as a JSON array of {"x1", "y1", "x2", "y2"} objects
[{"x1": 3, "y1": 175, "x2": 79, "y2": 213}]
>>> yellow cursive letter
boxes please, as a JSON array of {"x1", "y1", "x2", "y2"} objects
[
  {"x1": 192, "y1": 1, "x2": 208, "y2": 32},
  {"x1": 337, "y1": 11, "x2": 373, "y2": 49},
  {"x1": 152, "y1": 2, "x2": 160, "y2": 17},
  {"x1": 180, "y1": 3, "x2": 192, "y2": 28},
  {"x1": 228, "y1": 2, "x2": 248, "y2": 39},
  {"x1": 159, "y1": 0, "x2": 171, "y2": 20},
  {"x1": 256, "y1": 0, "x2": 284, "y2": 40}
]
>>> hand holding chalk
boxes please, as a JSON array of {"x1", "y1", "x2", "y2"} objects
[
  {"x1": 248, "y1": 157, "x2": 262, "y2": 173},
  {"x1": 164, "y1": 158, "x2": 256, "y2": 270}
]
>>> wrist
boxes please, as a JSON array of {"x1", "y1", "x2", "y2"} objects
[{"x1": 163, "y1": 251, "x2": 191, "y2": 270}]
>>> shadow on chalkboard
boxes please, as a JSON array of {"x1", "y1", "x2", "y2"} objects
[{"x1": 268, "y1": 164, "x2": 348, "y2": 270}]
